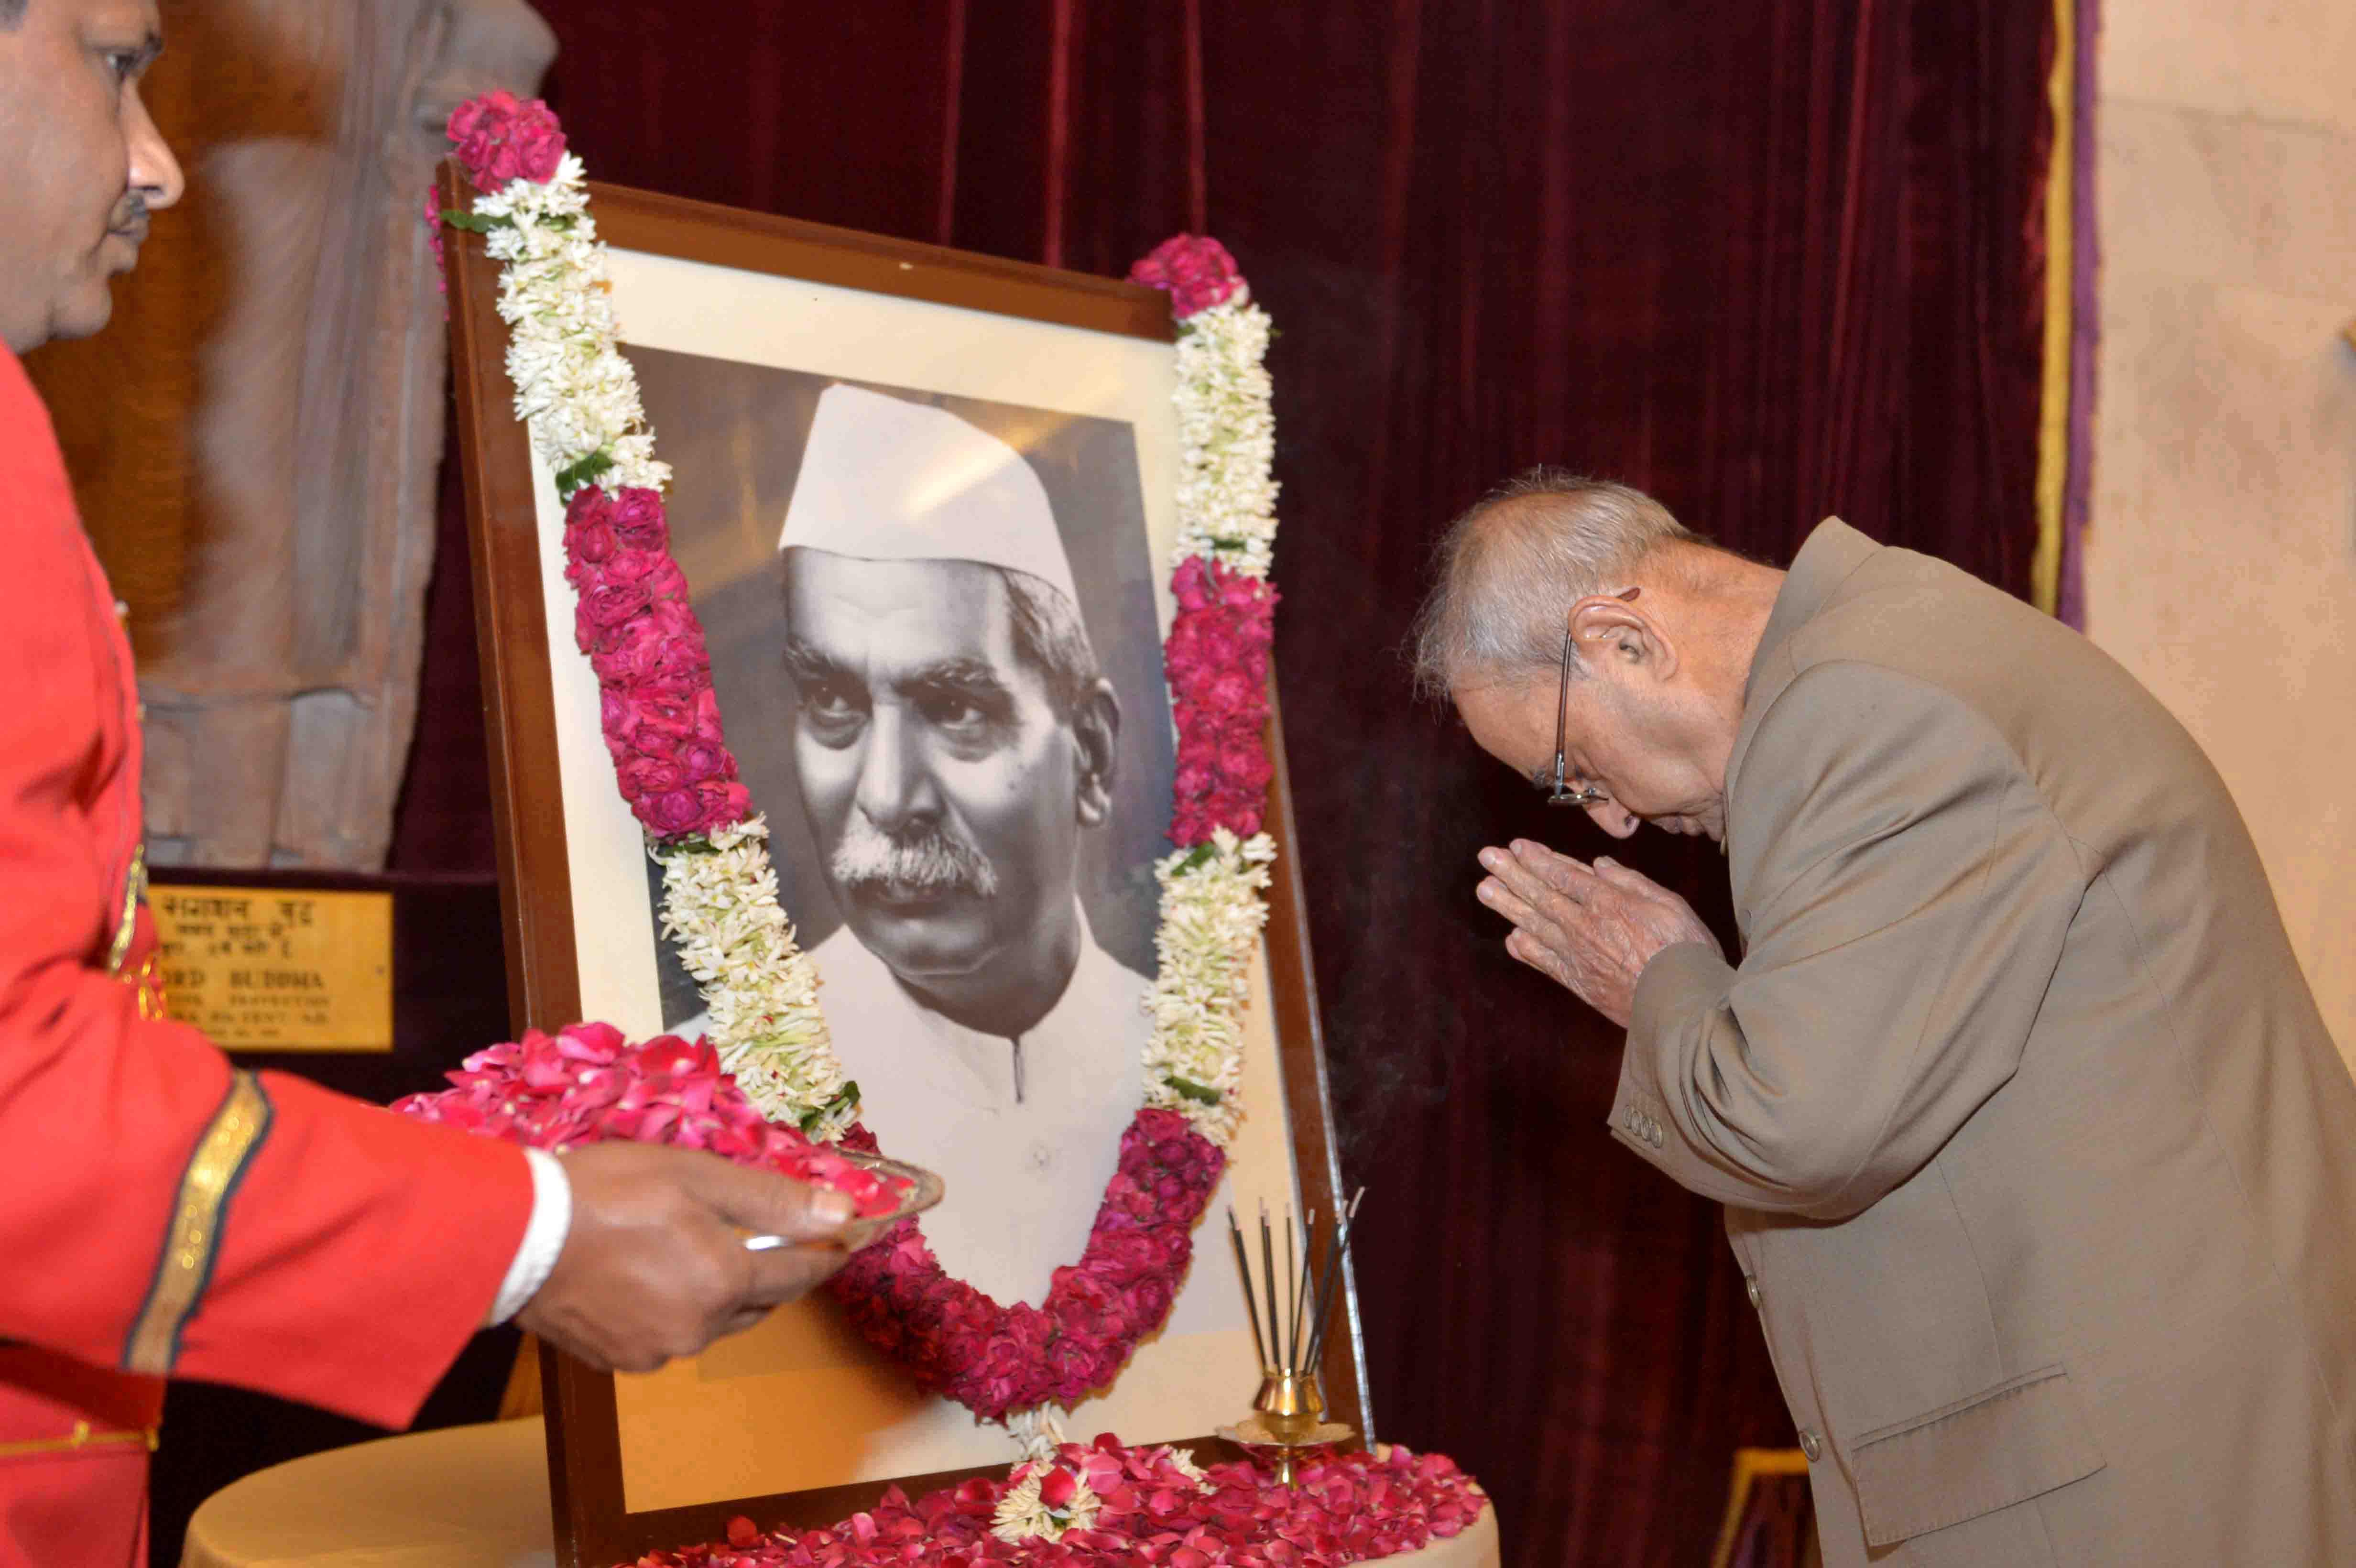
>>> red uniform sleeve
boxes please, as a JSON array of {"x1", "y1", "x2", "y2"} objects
[{"x1": 0, "y1": 348, "x2": 533, "y2": 1431}]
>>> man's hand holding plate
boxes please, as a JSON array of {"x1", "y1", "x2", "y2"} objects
[{"x1": 517, "y1": 1142, "x2": 857, "y2": 1374}]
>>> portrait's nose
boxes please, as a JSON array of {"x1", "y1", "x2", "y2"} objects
[{"x1": 852, "y1": 706, "x2": 936, "y2": 832}]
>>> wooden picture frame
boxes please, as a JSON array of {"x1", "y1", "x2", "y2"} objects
[{"x1": 439, "y1": 161, "x2": 1368, "y2": 1566}]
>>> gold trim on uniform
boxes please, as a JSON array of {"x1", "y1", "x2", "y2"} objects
[
  {"x1": 122, "y1": 1072, "x2": 272, "y2": 1376},
  {"x1": 0, "y1": 1421, "x2": 160, "y2": 1461},
  {"x1": 104, "y1": 844, "x2": 146, "y2": 979},
  {"x1": 125, "y1": 951, "x2": 167, "y2": 1021}
]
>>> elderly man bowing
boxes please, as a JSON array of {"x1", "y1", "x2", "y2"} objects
[{"x1": 1414, "y1": 469, "x2": 2356, "y2": 1566}]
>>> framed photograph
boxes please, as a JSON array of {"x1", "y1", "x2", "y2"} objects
[{"x1": 442, "y1": 166, "x2": 1366, "y2": 1564}]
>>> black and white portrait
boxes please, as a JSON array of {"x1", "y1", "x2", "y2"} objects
[{"x1": 632, "y1": 354, "x2": 1176, "y2": 1307}]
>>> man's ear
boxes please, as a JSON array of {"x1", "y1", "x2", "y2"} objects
[
  {"x1": 1071, "y1": 677, "x2": 1121, "y2": 828},
  {"x1": 1567, "y1": 593, "x2": 1678, "y2": 685}
]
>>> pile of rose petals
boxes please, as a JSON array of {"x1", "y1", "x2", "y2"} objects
[
  {"x1": 627, "y1": 1439, "x2": 1486, "y2": 1568},
  {"x1": 392, "y1": 1022, "x2": 907, "y2": 1219}
]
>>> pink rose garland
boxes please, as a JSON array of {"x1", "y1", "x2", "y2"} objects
[
  {"x1": 829, "y1": 1110, "x2": 1224, "y2": 1421},
  {"x1": 637, "y1": 1438, "x2": 1486, "y2": 1568},
  {"x1": 563, "y1": 485, "x2": 753, "y2": 841},
  {"x1": 1165, "y1": 556, "x2": 1279, "y2": 845},
  {"x1": 447, "y1": 89, "x2": 567, "y2": 192},
  {"x1": 1129, "y1": 234, "x2": 1248, "y2": 318}
]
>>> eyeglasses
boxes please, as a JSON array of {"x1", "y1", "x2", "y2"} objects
[{"x1": 1533, "y1": 626, "x2": 1609, "y2": 808}]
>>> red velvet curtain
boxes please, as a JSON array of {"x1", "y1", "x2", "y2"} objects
[{"x1": 397, "y1": 4, "x2": 2053, "y2": 1561}]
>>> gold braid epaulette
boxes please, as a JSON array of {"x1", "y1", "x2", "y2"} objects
[{"x1": 122, "y1": 1072, "x2": 273, "y2": 1376}]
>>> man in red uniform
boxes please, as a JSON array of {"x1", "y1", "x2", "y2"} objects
[{"x1": 0, "y1": 2, "x2": 859, "y2": 1560}]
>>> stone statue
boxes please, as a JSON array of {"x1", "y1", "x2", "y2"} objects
[{"x1": 26, "y1": 0, "x2": 555, "y2": 868}]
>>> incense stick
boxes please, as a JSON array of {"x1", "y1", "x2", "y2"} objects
[
  {"x1": 1283, "y1": 1209, "x2": 1299, "y2": 1372},
  {"x1": 1287, "y1": 1208, "x2": 1316, "y2": 1374},
  {"x1": 1258, "y1": 1201, "x2": 1283, "y2": 1379},
  {"x1": 1303, "y1": 1187, "x2": 1365, "y2": 1372},
  {"x1": 1227, "y1": 1207, "x2": 1271, "y2": 1372}
]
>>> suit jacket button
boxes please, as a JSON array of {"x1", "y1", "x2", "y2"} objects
[
  {"x1": 1798, "y1": 1428, "x2": 1823, "y2": 1461},
  {"x1": 1745, "y1": 1277, "x2": 1762, "y2": 1309},
  {"x1": 1649, "y1": 1123, "x2": 1665, "y2": 1148}
]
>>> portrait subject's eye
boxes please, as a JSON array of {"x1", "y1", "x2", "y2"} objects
[
  {"x1": 905, "y1": 670, "x2": 1016, "y2": 746},
  {"x1": 794, "y1": 677, "x2": 868, "y2": 745},
  {"x1": 915, "y1": 689, "x2": 992, "y2": 734}
]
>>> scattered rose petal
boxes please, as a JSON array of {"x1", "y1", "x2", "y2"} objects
[{"x1": 627, "y1": 1445, "x2": 1483, "y2": 1568}]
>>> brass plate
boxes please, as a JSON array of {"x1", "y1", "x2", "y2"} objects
[{"x1": 152, "y1": 886, "x2": 394, "y2": 1053}]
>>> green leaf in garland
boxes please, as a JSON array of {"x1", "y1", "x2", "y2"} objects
[
  {"x1": 1164, "y1": 1073, "x2": 1222, "y2": 1106},
  {"x1": 800, "y1": 1081, "x2": 862, "y2": 1134},
  {"x1": 553, "y1": 448, "x2": 616, "y2": 500},
  {"x1": 1171, "y1": 843, "x2": 1219, "y2": 875},
  {"x1": 439, "y1": 208, "x2": 512, "y2": 235}
]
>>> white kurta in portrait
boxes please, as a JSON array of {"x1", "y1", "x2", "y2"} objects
[{"x1": 676, "y1": 908, "x2": 1144, "y2": 1307}]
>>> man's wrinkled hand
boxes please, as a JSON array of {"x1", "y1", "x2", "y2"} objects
[
  {"x1": 1476, "y1": 839, "x2": 1723, "y2": 1027},
  {"x1": 516, "y1": 1142, "x2": 856, "y2": 1374}
]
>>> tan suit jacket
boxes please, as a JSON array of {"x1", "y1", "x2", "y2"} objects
[{"x1": 1613, "y1": 520, "x2": 2356, "y2": 1565}]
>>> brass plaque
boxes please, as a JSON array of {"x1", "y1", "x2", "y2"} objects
[{"x1": 151, "y1": 887, "x2": 395, "y2": 1053}]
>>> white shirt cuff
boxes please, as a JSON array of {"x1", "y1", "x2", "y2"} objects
[{"x1": 485, "y1": 1147, "x2": 572, "y2": 1327}]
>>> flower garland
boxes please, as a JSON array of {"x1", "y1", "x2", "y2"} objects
[
  {"x1": 828, "y1": 1109, "x2": 1224, "y2": 1418},
  {"x1": 990, "y1": 1454, "x2": 1108, "y2": 1545},
  {"x1": 437, "y1": 97, "x2": 1282, "y2": 1422},
  {"x1": 639, "y1": 1441, "x2": 1486, "y2": 1568}
]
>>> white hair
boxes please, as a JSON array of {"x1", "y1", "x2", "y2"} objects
[{"x1": 1409, "y1": 468, "x2": 1699, "y2": 698}]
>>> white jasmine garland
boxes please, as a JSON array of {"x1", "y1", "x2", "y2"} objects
[
  {"x1": 1141, "y1": 830, "x2": 1276, "y2": 1146},
  {"x1": 473, "y1": 156, "x2": 672, "y2": 491},
  {"x1": 1012, "y1": 1407, "x2": 1069, "y2": 1464},
  {"x1": 654, "y1": 817, "x2": 851, "y2": 1138},
  {"x1": 990, "y1": 1464, "x2": 1102, "y2": 1545},
  {"x1": 1171, "y1": 298, "x2": 1279, "y2": 580},
  {"x1": 1164, "y1": 1445, "x2": 1212, "y2": 1489}
]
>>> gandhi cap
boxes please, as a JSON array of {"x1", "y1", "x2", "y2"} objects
[{"x1": 777, "y1": 382, "x2": 1080, "y2": 606}]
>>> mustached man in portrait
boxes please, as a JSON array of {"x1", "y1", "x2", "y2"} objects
[{"x1": 670, "y1": 381, "x2": 1155, "y2": 1309}]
